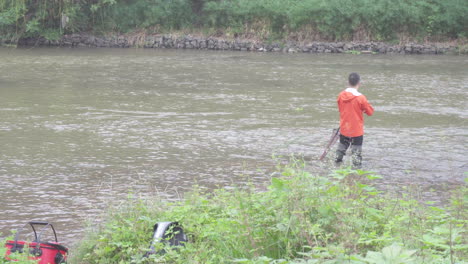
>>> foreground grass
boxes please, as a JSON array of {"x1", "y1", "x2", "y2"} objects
[
  {"x1": 2, "y1": 161, "x2": 466, "y2": 263},
  {"x1": 68, "y1": 161, "x2": 466, "y2": 264}
]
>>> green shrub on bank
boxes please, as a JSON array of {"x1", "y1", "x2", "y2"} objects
[
  {"x1": 67, "y1": 161, "x2": 466, "y2": 264},
  {"x1": 1, "y1": 0, "x2": 467, "y2": 42}
]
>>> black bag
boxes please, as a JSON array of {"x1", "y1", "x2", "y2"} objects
[{"x1": 145, "y1": 222, "x2": 187, "y2": 256}]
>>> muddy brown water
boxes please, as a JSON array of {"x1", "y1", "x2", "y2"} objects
[{"x1": 0, "y1": 48, "x2": 467, "y2": 244}]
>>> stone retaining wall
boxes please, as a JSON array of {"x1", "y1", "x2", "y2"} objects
[{"x1": 8, "y1": 34, "x2": 462, "y2": 54}]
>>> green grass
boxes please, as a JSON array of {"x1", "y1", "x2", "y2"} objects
[
  {"x1": 1, "y1": 160, "x2": 466, "y2": 263},
  {"x1": 65, "y1": 160, "x2": 466, "y2": 263},
  {"x1": 1, "y1": 0, "x2": 467, "y2": 42},
  {"x1": 345, "y1": 50, "x2": 362, "y2": 55}
]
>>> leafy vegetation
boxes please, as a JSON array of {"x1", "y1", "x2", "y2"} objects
[
  {"x1": 38, "y1": 160, "x2": 465, "y2": 263},
  {"x1": 1, "y1": 0, "x2": 467, "y2": 43},
  {"x1": 1, "y1": 161, "x2": 466, "y2": 263}
]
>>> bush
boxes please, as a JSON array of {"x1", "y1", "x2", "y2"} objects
[
  {"x1": 1, "y1": 0, "x2": 467, "y2": 42},
  {"x1": 202, "y1": 0, "x2": 468, "y2": 41},
  {"x1": 67, "y1": 161, "x2": 467, "y2": 263}
]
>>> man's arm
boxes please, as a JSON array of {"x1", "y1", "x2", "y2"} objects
[{"x1": 361, "y1": 97, "x2": 374, "y2": 116}]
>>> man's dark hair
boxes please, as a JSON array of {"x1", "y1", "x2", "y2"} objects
[{"x1": 348, "y1": 73, "x2": 360, "y2": 86}]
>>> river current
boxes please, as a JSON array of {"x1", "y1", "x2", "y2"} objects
[{"x1": 0, "y1": 48, "x2": 466, "y2": 243}]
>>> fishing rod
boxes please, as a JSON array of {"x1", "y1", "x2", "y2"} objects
[{"x1": 319, "y1": 127, "x2": 340, "y2": 161}]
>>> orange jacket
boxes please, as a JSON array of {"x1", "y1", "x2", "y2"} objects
[{"x1": 337, "y1": 88, "x2": 374, "y2": 137}]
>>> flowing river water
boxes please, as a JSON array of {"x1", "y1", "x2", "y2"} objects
[{"x1": 0, "y1": 48, "x2": 467, "y2": 244}]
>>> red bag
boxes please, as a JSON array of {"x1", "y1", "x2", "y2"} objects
[{"x1": 4, "y1": 221, "x2": 68, "y2": 264}]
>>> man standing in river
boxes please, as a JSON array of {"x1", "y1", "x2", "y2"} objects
[{"x1": 335, "y1": 73, "x2": 374, "y2": 168}]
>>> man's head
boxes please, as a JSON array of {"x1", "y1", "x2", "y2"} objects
[{"x1": 348, "y1": 73, "x2": 360, "y2": 88}]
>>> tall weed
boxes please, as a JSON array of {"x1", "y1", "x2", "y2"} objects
[{"x1": 65, "y1": 161, "x2": 466, "y2": 263}]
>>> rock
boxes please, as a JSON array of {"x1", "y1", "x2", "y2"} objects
[
  {"x1": 343, "y1": 43, "x2": 352, "y2": 51},
  {"x1": 405, "y1": 44, "x2": 412, "y2": 52},
  {"x1": 199, "y1": 40, "x2": 207, "y2": 49},
  {"x1": 10, "y1": 33, "x2": 462, "y2": 55},
  {"x1": 144, "y1": 36, "x2": 154, "y2": 48}
]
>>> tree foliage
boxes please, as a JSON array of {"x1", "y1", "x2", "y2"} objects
[{"x1": 0, "y1": 0, "x2": 467, "y2": 42}]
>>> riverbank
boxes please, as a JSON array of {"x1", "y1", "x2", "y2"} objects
[
  {"x1": 0, "y1": 165, "x2": 465, "y2": 263},
  {"x1": 2, "y1": 0, "x2": 467, "y2": 54},
  {"x1": 4, "y1": 33, "x2": 466, "y2": 55},
  {"x1": 68, "y1": 165, "x2": 467, "y2": 263}
]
